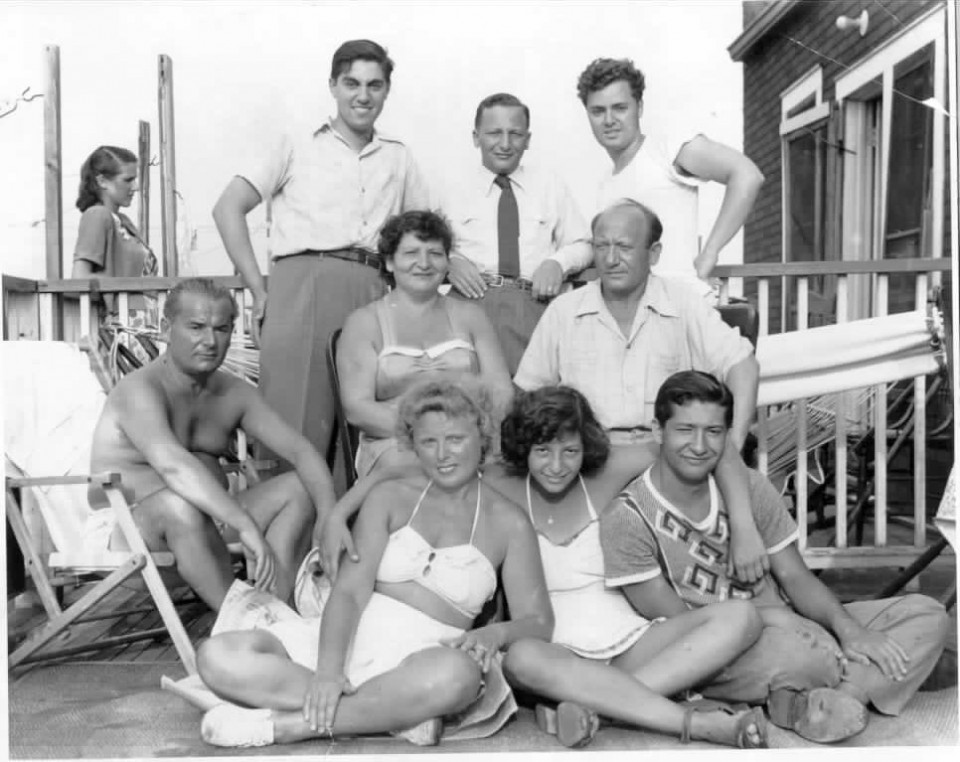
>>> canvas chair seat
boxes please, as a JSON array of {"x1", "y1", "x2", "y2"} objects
[
  {"x1": 753, "y1": 308, "x2": 945, "y2": 489},
  {"x1": 4, "y1": 340, "x2": 197, "y2": 674}
]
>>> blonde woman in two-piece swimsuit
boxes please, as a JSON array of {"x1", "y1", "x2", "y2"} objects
[
  {"x1": 195, "y1": 379, "x2": 552, "y2": 748},
  {"x1": 337, "y1": 210, "x2": 513, "y2": 478}
]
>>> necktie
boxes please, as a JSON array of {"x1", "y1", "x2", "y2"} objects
[{"x1": 494, "y1": 174, "x2": 520, "y2": 278}]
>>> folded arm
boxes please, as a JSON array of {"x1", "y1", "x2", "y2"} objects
[
  {"x1": 467, "y1": 502, "x2": 554, "y2": 661},
  {"x1": 213, "y1": 177, "x2": 268, "y2": 343},
  {"x1": 675, "y1": 136, "x2": 764, "y2": 279},
  {"x1": 237, "y1": 380, "x2": 335, "y2": 519},
  {"x1": 117, "y1": 380, "x2": 260, "y2": 535},
  {"x1": 338, "y1": 307, "x2": 400, "y2": 438}
]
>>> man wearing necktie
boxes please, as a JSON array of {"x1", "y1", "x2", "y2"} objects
[{"x1": 443, "y1": 93, "x2": 593, "y2": 375}]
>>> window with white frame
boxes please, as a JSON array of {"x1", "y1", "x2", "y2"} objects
[
  {"x1": 781, "y1": 67, "x2": 832, "y2": 329},
  {"x1": 836, "y1": 5, "x2": 946, "y2": 317}
]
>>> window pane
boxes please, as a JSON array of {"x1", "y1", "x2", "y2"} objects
[
  {"x1": 885, "y1": 47, "x2": 933, "y2": 240},
  {"x1": 785, "y1": 127, "x2": 827, "y2": 330},
  {"x1": 786, "y1": 129, "x2": 827, "y2": 263},
  {"x1": 886, "y1": 43, "x2": 934, "y2": 314}
]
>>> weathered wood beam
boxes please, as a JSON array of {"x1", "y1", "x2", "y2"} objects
[
  {"x1": 158, "y1": 55, "x2": 177, "y2": 277},
  {"x1": 43, "y1": 44, "x2": 63, "y2": 338},
  {"x1": 137, "y1": 120, "x2": 151, "y2": 243}
]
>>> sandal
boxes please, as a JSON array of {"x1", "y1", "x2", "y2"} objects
[
  {"x1": 767, "y1": 687, "x2": 867, "y2": 744},
  {"x1": 680, "y1": 699, "x2": 769, "y2": 749},
  {"x1": 535, "y1": 702, "x2": 600, "y2": 748}
]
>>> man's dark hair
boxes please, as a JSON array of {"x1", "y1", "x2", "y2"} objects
[
  {"x1": 654, "y1": 371, "x2": 734, "y2": 428},
  {"x1": 163, "y1": 277, "x2": 238, "y2": 324},
  {"x1": 591, "y1": 199, "x2": 663, "y2": 248},
  {"x1": 330, "y1": 39, "x2": 394, "y2": 85},
  {"x1": 576, "y1": 58, "x2": 645, "y2": 105},
  {"x1": 501, "y1": 386, "x2": 610, "y2": 476},
  {"x1": 473, "y1": 92, "x2": 530, "y2": 130}
]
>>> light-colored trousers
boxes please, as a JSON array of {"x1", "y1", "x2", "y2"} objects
[{"x1": 701, "y1": 594, "x2": 950, "y2": 715}]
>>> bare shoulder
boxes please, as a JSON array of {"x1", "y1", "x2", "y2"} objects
[
  {"x1": 342, "y1": 300, "x2": 380, "y2": 336},
  {"x1": 109, "y1": 363, "x2": 164, "y2": 409},
  {"x1": 443, "y1": 294, "x2": 487, "y2": 325},
  {"x1": 481, "y1": 480, "x2": 529, "y2": 533},
  {"x1": 357, "y1": 473, "x2": 426, "y2": 532},
  {"x1": 210, "y1": 368, "x2": 256, "y2": 401}
]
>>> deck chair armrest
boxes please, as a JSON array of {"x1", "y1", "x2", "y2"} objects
[{"x1": 6, "y1": 472, "x2": 123, "y2": 490}]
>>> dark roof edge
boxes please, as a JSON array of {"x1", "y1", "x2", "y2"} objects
[{"x1": 728, "y1": 0, "x2": 800, "y2": 62}]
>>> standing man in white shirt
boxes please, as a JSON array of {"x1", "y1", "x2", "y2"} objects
[
  {"x1": 444, "y1": 93, "x2": 593, "y2": 374},
  {"x1": 577, "y1": 58, "x2": 764, "y2": 294},
  {"x1": 213, "y1": 40, "x2": 429, "y2": 470}
]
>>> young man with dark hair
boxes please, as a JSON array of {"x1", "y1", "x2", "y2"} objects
[
  {"x1": 577, "y1": 57, "x2": 764, "y2": 293},
  {"x1": 213, "y1": 39, "x2": 429, "y2": 469},
  {"x1": 600, "y1": 370, "x2": 950, "y2": 744}
]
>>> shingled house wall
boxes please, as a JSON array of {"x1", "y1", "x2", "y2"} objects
[{"x1": 737, "y1": 0, "x2": 948, "y2": 332}]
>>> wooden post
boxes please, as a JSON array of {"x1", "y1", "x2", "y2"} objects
[
  {"x1": 137, "y1": 120, "x2": 151, "y2": 243},
  {"x1": 158, "y1": 55, "x2": 177, "y2": 277},
  {"x1": 44, "y1": 44, "x2": 63, "y2": 338}
]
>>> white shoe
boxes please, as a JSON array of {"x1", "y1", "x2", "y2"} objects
[{"x1": 201, "y1": 704, "x2": 275, "y2": 747}]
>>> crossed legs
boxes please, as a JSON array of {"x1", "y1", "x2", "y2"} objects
[
  {"x1": 504, "y1": 600, "x2": 764, "y2": 746},
  {"x1": 197, "y1": 630, "x2": 482, "y2": 743}
]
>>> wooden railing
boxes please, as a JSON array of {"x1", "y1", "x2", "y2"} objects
[
  {"x1": 3, "y1": 258, "x2": 954, "y2": 570},
  {"x1": 714, "y1": 258, "x2": 952, "y2": 569}
]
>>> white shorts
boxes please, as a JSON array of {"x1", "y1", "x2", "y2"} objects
[{"x1": 266, "y1": 591, "x2": 464, "y2": 688}]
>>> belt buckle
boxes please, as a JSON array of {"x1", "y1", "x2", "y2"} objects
[{"x1": 486, "y1": 274, "x2": 505, "y2": 288}]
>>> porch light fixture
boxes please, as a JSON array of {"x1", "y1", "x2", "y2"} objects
[{"x1": 835, "y1": 9, "x2": 869, "y2": 37}]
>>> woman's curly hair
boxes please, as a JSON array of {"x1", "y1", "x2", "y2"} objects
[
  {"x1": 396, "y1": 378, "x2": 496, "y2": 459},
  {"x1": 376, "y1": 210, "x2": 454, "y2": 285},
  {"x1": 500, "y1": 386, "x2": 610, "y2": 476}
]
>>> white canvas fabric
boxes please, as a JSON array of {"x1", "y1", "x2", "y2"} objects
[{"x1": 756, "y1": 309, "x2": 945, "y2": 406}]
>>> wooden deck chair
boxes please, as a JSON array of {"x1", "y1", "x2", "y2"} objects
[
  {"x1": 4, "y1": 340, "x2": 198, "y2": 674},
  {"x1": 5, "y1": 472, "x2": 197, "y2": 675},
  {"x1": 327, "y1": 328, "x2": 360, "y2": 490}
]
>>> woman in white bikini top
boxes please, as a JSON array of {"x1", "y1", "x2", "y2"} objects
[{"x1": 337, "y1": 211, "x2": 512, "y2": 477}]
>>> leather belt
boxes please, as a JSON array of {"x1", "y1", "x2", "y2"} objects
[
  {"x1": 297, "y1": 248, "x2": 380, "y2": 270},
  {"x1": 483, "y1": 273, "x2": 533, "y2": 292}
]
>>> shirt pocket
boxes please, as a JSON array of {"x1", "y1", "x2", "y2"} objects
[{"x1": 519, "y1": 210, "x2": 550, "y2": 250}]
